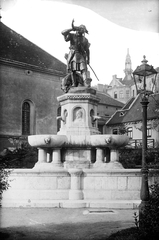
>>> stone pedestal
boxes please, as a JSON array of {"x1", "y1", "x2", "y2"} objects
[
  {"x1": 57, "y1": 87, "x2": 100, "y2": 136},
  {"x1": 106, "y1": 149, "x2": 124, "y2": 169},
  {"x1": 68, "y1": 169, "x2": 83, "y2": 200}
]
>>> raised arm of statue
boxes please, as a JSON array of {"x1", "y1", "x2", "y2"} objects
[
  {"x1": 61, "y1": 28, "x2": 73, "y2": 36},
  {"x1": 61, "y1": 28, "x2": 73, "y2": 42}
]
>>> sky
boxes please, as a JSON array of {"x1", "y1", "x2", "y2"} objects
[{"x1": 1, "y1": 0, "x2": 159, "y2": 86}]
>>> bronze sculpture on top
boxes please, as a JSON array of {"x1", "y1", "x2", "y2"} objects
[{"x1": 61, "y1": 20, "x2": 91, "y2": 93}]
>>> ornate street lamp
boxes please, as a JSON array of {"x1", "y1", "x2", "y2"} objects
[{"x1": 133, "y1": 56, "x2": 157, "y2": 224}]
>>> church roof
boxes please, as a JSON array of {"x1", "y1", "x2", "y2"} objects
[
  {"x1": 0, "y1": 22, "x2": 66, "y2": 76},
  {"x1": 106, "y1": 93, "x2": 159, "y2": 126},
  {"x1": 96, "y1": 91, "x2": 124, "y2": 108},
  {"x1": 120, "y1": 76, "x2": 134, "y2": 86}
]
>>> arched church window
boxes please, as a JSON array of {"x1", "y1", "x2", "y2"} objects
[
  {"x1": 22, "y1": 100, "x2": 35, "y2": 135},
  {"x1": 22, "y1": 102, "x2": 30, "y2": 135}
]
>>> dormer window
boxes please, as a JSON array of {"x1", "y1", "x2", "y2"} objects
[{"x1": 119, "y1": 112, "x2": 125, "y2": 117}]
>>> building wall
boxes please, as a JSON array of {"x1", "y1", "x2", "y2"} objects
[
  {"x1": 0, "y1": 63, "x2": 64, "y2": 150},
  {"x1": 107, "y1": 85, "x2": 131, "y2": 104},
  {"x1": 106, "y1": 120, "x2": 159, "y2": 148}
]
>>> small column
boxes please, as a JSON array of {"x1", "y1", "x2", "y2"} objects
[
  {"x1": 47, "y1": 152, "x2": 51, "y2": 163},
  {"x1": 93, "y1": 148, "x2": 104, "y2": 168},
  {"x1": 68, "y1": 169, "x2": 83, "y2": 200},
  {"x1": 38, "y1": 148, "x2": 47, "y2": 163},
  {"x1": 106, "y1": 149, "x2": 124, "y2": 169},
  {"x1": 51, "y1": 148, "x2": 63, "y2": 168},
  {"x1": 111, "y1": 149, "x2": 119, "y2": 162}
]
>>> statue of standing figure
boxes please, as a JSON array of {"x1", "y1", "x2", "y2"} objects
[{"x1": 61, "y1": 20, "x2": 90, "y2": 92}]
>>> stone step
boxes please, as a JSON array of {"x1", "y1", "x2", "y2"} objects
[{"x1": 2, "y1": 199, "x2": 140, "y2": 209}]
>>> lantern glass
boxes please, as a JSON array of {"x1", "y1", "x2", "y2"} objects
[{"x1": 133, "y1": 56, "x2": 157, "y2": 95}]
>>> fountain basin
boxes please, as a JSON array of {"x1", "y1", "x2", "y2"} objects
[{"x1": 28, "y1": 134, "x2": 129, "y2": 148}]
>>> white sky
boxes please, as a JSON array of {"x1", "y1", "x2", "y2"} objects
[{"x1": 1, "y1": 0, "x2": 159, "y2": 86}]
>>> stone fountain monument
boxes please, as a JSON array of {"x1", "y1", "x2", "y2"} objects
[
  {"x1": 27, "y1": 21, "x2": 130, "y2": 206},
  {"x1": 4, "y1": 21, "x2": 149, "y2": 209},
  {"x1": 3, "y1": 22, "x2": 159, "y2": 209},
  {"x1": 29, "y1": 20, "x2": 129, "y2": 172}
]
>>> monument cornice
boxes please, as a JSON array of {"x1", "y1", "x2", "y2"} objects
[{"x1": 57, "y1": 93, "x2": 100, "y2": 103}]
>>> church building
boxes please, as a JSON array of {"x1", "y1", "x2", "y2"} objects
[
  {"x1": 0, "y1": 22, "x2": 66, "y2": 151},
  {"x1": 106, "y1": 49, "x2": 134, "y2": 103},
  {"x1": 95, "y1": 49, "x2": 159, "y2": 104}
]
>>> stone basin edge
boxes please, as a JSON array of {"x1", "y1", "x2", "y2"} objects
[{"x1": 28, "y1": 134, "x2": 129, "y2": 148}]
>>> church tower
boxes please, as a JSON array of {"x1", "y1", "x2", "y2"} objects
[{"x1": 124, "y1": 48, "x2": 133, "y2": 81}]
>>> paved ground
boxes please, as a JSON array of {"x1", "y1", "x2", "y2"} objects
[{"x1": 0, "y1": 208, "x2": 138, "y2": 240}]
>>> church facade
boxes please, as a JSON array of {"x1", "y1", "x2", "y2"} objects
[{"x1": 0, "y1": 22, "x2": 66, "y2": 151}]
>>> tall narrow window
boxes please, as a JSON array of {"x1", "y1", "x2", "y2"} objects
[
  {"x1": 114, "y1": 91, "x2": 117, "y2": 99},
  {"x1": 127, "y1": 127, "x2": 133, "y2": 139},
  {"x1": 126, "y1": 90, "x2": 130, "y2": 98},
  {"x1": 147, "y1": 126, "x2": 152, "y2": 138},
  {"x1": 119, "y1": 91, "x2": 124, "y2": 99},
  {"x1": 133, "y1": 89, "x2": 135, "y2": 97},
  {"x1": 22, "y1": 102, "x2": 30, "y2": 135}
]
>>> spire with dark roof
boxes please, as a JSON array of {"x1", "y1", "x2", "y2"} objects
[
  {"x1": 124, "y1": 48, "x2": 133, "y2": 78},
  {"x1": 121, "y1": 48, "x2": 134, "y2": 85}
]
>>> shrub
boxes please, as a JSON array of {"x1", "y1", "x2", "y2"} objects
[
  {"x1": 133, "y1": 182, "x2": 159, "y2": 239},
  {"x1": 119, "y1": 148, "x2": 159, "y2": 169},
  {"x1": 0, "y1": 140, "x2": 38, "y2": 169},
  {"x1": 119, "y1": 149, "x2": 142, "y2": 168},
  {"x1": 0, "y1": 163, "x2": 11, "y2": 207},
  {"x1": 0, "y1": 138, "x2": 38, "y2": 206}
]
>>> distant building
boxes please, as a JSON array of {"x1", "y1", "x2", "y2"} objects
[
  {"x1": 106, "y1": 93, "x2": 159, "y2": 148},
  {"x1": 94, "y1": 49, "x2": 159, "y2": 104},
  {"x1": 106, "y1": 49, "x2": 134, "y2": 103}
]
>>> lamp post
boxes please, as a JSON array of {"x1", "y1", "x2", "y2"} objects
[{"x1": 133, "y1": 56, "x2": 157, "y2": 224}]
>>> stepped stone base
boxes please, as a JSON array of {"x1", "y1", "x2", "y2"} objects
[{"x1": 2, "y1": 199, "x2": 140, "y2": 209}]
